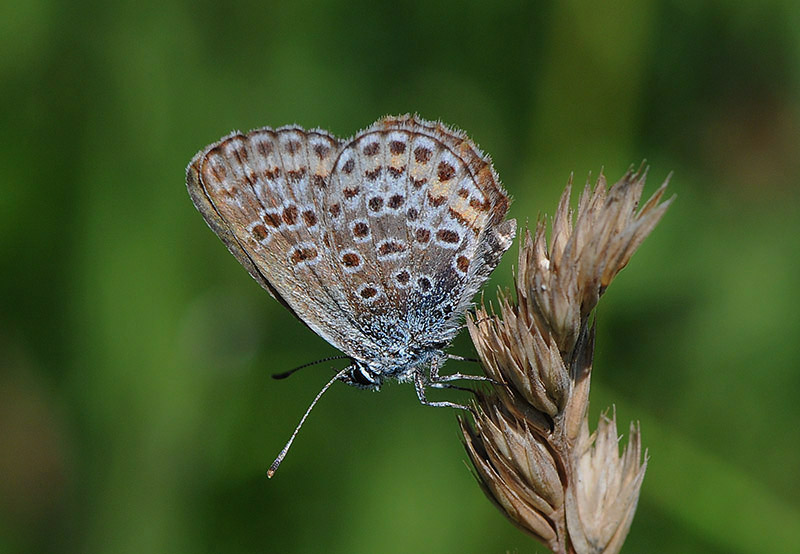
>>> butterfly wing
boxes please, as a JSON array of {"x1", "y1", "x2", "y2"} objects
[
  {"x1": 187, "y1": 116, "x2": 515, "y2": 373},
  {"x1": 318, "y1": 115, "x2": 515, "y2": 364},
  {"x1": 186, "y1": 127, "x2": 380, "y2": 357}
]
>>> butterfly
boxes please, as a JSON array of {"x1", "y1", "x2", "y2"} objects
[{"x1": 186, "y1": 115, "x2": 515, "y2": 474}]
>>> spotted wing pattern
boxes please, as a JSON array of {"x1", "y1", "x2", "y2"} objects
[
  {"x1": 319, "y1": 116, "x2": 515, "y2": 372},
  {"x1": 186, "y1": 126, "x2": 377, "y2": 356},
  {"x1": 187, "y1": 115, "x2": 515, "y2": 377}
]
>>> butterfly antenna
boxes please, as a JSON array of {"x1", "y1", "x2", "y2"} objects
[
  {"x1": 272, "y1": 355, "x2": 351, "y2": 380},
  {"x1": 267, "y1": 366, "x2": 351, "y2": 478}
]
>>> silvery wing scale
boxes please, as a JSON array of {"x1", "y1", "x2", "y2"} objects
[{"x1": 186, "y1": 115, "x2": 515, "y2": 473}]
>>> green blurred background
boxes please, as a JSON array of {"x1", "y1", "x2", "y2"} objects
[{"x1": 2, "y1": 0, "x2": 799, "y2": 552}]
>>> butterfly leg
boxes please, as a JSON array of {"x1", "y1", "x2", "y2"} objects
[
  {"x1": 414, "y1": 371, "x2": 469, "y2": 410},
  {"x1": 446, "y1": 354, "x2": 480, "y2": 363},
  {"x1": 429, "y1": 356, "x2": 495, "y2": 385},
  {"x1": 430, "y1": 382, "x2": 479, "y2": 395}
]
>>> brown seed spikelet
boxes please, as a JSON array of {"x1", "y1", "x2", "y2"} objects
[{"x1": 461, "y1": 166, "x2": 672, "y2": 554}]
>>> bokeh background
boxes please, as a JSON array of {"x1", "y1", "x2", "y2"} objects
[{"x1": 2, "y1": 1, "x2": 799, "y2": 552}]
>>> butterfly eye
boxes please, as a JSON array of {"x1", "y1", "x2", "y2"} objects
[{"x1": 350, "y1": 364, "x2": 379, "y2": 388}]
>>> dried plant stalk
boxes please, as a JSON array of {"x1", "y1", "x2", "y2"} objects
[{"x1": 461, "y1": 166, "x2": 672, "y2": 554}]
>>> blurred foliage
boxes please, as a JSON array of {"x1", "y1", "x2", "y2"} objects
[{"x1": 2, "y1": 0, "x2": 799, "y2": 553}]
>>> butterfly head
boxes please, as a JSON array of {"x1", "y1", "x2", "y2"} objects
[
  {"x1": 339, "y1": 360, "x2": 384, "y2": 390},
  {"x1": 339, "y1": 344, "x2": 452, "y2": 391}
]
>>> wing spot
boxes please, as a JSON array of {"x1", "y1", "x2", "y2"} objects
[
  {"x1": 363, "y1": 142, "x2": 380, "y2": 156},
  {"x1": 470, "y1": 197, "x2": 490, "y2": 212},
  {"x1": 302, "y1": 210, "x2": 317, "y2": 227},
  {"x1": 388, "y1": 165, "x2": 405, "y2": 178},
  {"x1": 286, "y1": 168, "x2": 306, "y2": 183},
  {"x1": 251, "y1": 225, "x2": 268, "y2": 241},
  {"x1": 290, "y1": 246, "x2": 318, "y2": 265},
  {"x1": 427, "y1": 191, "x2": 447, "y2": 207},
  {"x1": 360, "y1": 286, "x2": 378, "y2": 299},
  {"x1": 448, "y1": 207, "x2": 470, "y2": 227},
  {"x1": 378, "y1": 240, "x2": 407, "y2": 257},
  {"x1": 406, "y1": 207, "x2": 419, "y2": 221},
  {"x1": 436, "y1": 229, "x2": 460, "y2": 244},
  {"x1": 264, "y1": 212, "x2": 282, "y2": 228},
  {"x1": 353, "y1": 221, "x2": 370, "y2": 239},
  {"x1": 414, "y1": 146, "x2": 432, "y2": 163},
  {"x1": 456, "y1": 255, "x2": 470, "y2": 274},
  {"x1": 312, "y1": 174, "x2": 327, "y2": 188},
  {"x1": 389, "y1": 140, "x2": 406, "y2": 154},
  {"x1": 368, "y1": 196, "x2": 384, "y2": 212},
  {"x1": 342, "y1": 159, "x2": 355, "y2": 174},
  {"x1": 437, "y1": 161, "x2": 456, "y2": 181},
  {"x1": 282, "y1": 205, "x2": 298, "y2": 225},
  {"x1": 415, "y1": 228, "x2": 431, "y2": 244},
  {"x1": 342, "y1": 252, "x2": 361, "y2": 268},
  {"x1": 417, "y1": 276, "x2": 432, "y2": 292},
  {"x1": 395, "y1": 270, "x2": 410, "y2": 286},
  {"x1": 437, "y1": 303, "x2": 454, "y2": 319},
  {"x1": 329, "y1": 203, "x2": 341, "y2": 217},
  {"x1": 411, "y1": 177, "x2": 427, "y2": 189},
  {"x1": 365, "y1": 166, "x2": 383, "y2": 181},
  {"x1": 388, "y1": 194, "x2": 405, "y2": 209},
  {"x1": 344, "y1": 187, "x2": 360, "y2": 199}
]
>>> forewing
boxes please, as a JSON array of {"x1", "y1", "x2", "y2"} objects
[{"x1": 186, "y1": 127, "x2": 375, "y2": 355}]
